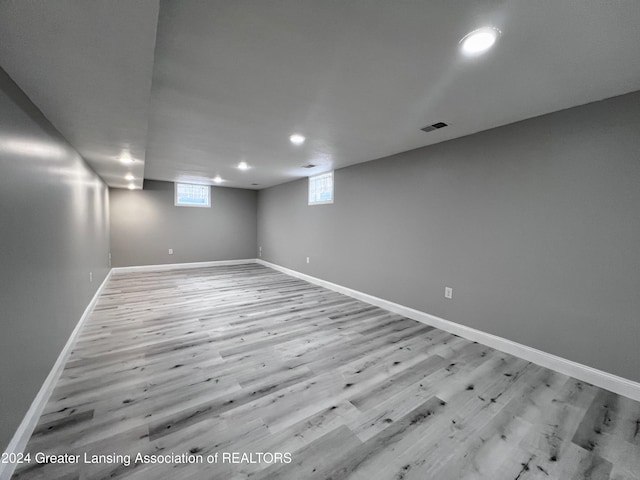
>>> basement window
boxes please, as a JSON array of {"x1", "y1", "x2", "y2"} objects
[
  {"x1": 175, "y1": 183, "x2": 211, "y2": 207},
  {"x1": 308, "y1": 171, "x2": 334, "y2": 205}
]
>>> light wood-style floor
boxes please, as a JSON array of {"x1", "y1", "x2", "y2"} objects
[{"x1": 12, "y1": 264, "x2": 640, "y2": 480}]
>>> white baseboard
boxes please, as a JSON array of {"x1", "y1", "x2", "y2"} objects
[
  {"x1": 112, "y1": 258, "x2": 256, "y2": 274},
  {"x1": 0, "y1": 269, "x2": 113, "y2": 480},
  {"x1": 256, "y1": 259, "x2": 640, "y2": 402}
]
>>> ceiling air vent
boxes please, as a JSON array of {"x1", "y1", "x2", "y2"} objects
[
  {"x1": 302, "y1": 164, "x2": 317, "y2": 169},
  {"x1": 421, "y1": 122, "x2": 448, "y2": 133}
]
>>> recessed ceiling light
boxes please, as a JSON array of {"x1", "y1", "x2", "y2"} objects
[
  {"x1": 460, "y1": 27, "x2": 500, "y2": 56},
  {"x1": 213, "y1": 175, "x2": 223, "y2": 183},
  {"x1": 120, "y1": 152, "x2": 133, "y2": 164},
  {"x1": 289, "y1": 134, "x2": 306, "y2": 145},
  {"x1": 128, "y1": 183, "x2": 135, "y2": 190},
  {"x1": 238, "y1": 161, "x2": 249, "y2": 170},
  {"x1": 125, "y1": 173, "x2": 134, "y2": 181}
]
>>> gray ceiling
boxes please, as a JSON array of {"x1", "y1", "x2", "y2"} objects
[
  {"x1": 0, "y1": 0, "x2": 159, "y2": 189},
  {"x1": 1, "y1": 0, "x2": 640, "y2": 190}
]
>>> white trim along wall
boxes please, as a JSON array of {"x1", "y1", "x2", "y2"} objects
[
  {"x1": 255, "y1": 259, "x2": 640, "y2": 403},
  {"x1": 0, "y1": 270, "x2": 113, "y2": 480}
]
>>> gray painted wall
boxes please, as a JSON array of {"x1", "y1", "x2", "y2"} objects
[
  {"x1": 0, "y1": 68, "x2": 110, "y2": 450},
  {"x1": 258, "y1": 91, "x2": 640, "y2": 383},
  {"x1": 110, "y1": 180, "x2": 257, "y2": 267}
]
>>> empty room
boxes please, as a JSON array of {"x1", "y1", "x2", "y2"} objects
[{"x1": 1, "y1": 1, "x2": 639, "y2": 479}]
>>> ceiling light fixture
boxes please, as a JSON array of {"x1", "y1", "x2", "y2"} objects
[
  {"x1": 289, "y1": 134, "x2": 306, "y2": 145},
  {"x1": 120, "y1": 152, "x2": 133, "y2": 164},
  {"x1": 128, "y1": 183, "x2": 135, "y2": 190},
  {"x1": 460, "y1": 27, "x2": 500, "y2": 56},
  {"x1": 238, "y1": 161, "x2": 249, "y2": 170},
  {"x1": 125, "y1": 173, "x2": 134, "y2": 181},
  {"x1": 213, "y1": 175, "x2": 223, "y2": 183}
]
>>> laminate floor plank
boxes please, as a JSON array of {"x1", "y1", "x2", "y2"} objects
[{"x1": 11, "y1": 264, "x2": 640, "y2": 480}]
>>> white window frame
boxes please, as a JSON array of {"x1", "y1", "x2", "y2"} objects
[
  {"x1": 174, "y1": 182, "x2": 211, "y2": 208},
  {"x1": 308, "y1": 171, "x2": 334, "y2": 205}
]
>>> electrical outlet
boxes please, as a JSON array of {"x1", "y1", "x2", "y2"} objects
[
  {"x1": 306, "y1": 257, "x2": 310, "y2": 264},
  {"x1": 258, "y1": 246, "x2": 262, "y2": 257},
  {"x1": 168, "y1": 248, "x2": 174, "y2": 255},
  {"x1": 445, "y1": 287, "x2": 453, "y2": 299},
  {"x1": 89, "y1": 271, "x2": 93, "y2": 283}
]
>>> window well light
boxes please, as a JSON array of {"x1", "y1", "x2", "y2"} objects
[
  {"x1": 128, "y1": 183, "x2": 136, "y2": 190},
  {"x1": 125, "y1": 173, "x2": 134, "y2": 181},
  {"x1": 238, "y1": 161, "x2": 249, "y2": 170},
  {"x1": 460, "y1": 27, "x2": 500, "y2": 56},
  {"x1": 213, "y1": 175, "x2": 223, "y2": 183},
  {"x1": 289, "y1": 134, "x2": 306, "y2": 145}
]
